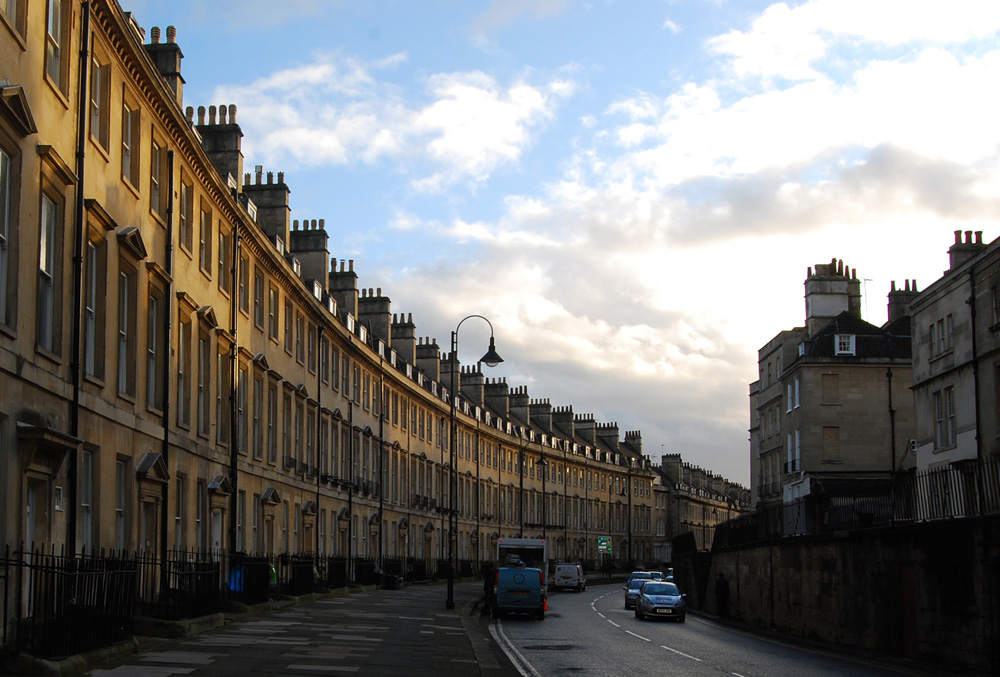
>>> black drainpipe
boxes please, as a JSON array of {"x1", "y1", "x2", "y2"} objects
[
  {"x1": 886, "y1": 368, "x2": 896, "y2": 472},
  {"x1": 315, "y1": 325, "x2": 325, "y2": 564},
  {"x1": 228, "y1": 200, "x2": 241, "y2": 552},
  {"x1": 968, "y1": 269, "x2": 984, "y2": 514},
  {"x1": 159, "y1": 149, "x2": 175, "y2": 569},
  {"x1": 68, "y1": 2, "x2": 91, "y2": 557}
]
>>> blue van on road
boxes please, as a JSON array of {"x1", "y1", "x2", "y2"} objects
[{"x1": 493, "y1": 566, "x2": 546, "y2": 620}]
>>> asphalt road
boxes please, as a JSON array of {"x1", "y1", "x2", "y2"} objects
[{"x1": 494, "y1": 585, "x2": 949, "y2": 677}]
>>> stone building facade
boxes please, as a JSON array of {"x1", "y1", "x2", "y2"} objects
[
  {"x1": 749, "y1": 260, "x2": 917, "y2": 511},
  {"x1": 0, "y1": 0, "x2": 664, "y2": 573},
  {"x1": 658, "y1": 454, "x2": 749, "y2": 553},
  {"x1": 910, "y1": 231, "x2": 999, "y2": 473}
]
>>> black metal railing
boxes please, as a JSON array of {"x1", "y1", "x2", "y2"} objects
[
  {"x1": 1, "y1": 544, "x2": 136, "y2": 659},
  {"x1": 1, "y1": 547, "x2": 449, "y2": 660},
  {"x1": 716, "y1": 457, "x2": 1000, "y2": 550}
]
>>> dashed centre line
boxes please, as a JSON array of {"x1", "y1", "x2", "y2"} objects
[{"x1": 661, "y1": 645, "x2": 702, "y2": 662}]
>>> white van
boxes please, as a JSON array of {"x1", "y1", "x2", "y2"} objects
[{"x1": 550, "y1": 563, "x2": 587, "y2": 592}]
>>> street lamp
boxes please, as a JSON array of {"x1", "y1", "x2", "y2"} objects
[
  {"x1": 447, "y1": 315, "x2": 503, "y2": 610},
  {"x1": 538, "y1": 455, "x2": 548, "y2": 541},
  {"x1": 625, "y1": 463, "x2": 633, "y2": 569}
]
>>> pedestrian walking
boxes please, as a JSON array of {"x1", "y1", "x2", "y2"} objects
[
  {"x1": 715, "y1": 572, "x2": 730, "y2": 619},
  {"x1": 471, "y1": 561, "x2": 496, "y2": 615}
]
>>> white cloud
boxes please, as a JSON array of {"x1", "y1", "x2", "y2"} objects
[
  {"x1": 470, "y1": 0, "x2": 572, "y2": 34},
  {"x1": 379, "y1": 1, "x2": 1000, "y2": 484},
  {"x1": 215, "y1": 56, "x2": 573, "y2": 187},
  {"x1": 193, "y1": 0, "x2": 1000, "y2": 483},
  {"x1": 413, "y1": 73, "x2": 558, "y2": 187},
  {"x1": 708, "y1": 0, "x2": 1000, "y2": 83}
]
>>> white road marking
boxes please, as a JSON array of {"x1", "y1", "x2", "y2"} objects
[
  {"x1": 661, "y1": 645, "x2": 702, "y2": 662},
  {"x1": 626, "y1": 630, "x2": 650, "y2": 641}
]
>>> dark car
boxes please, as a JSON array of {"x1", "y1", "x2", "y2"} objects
[
  {"x1": 626, "y1": 570, "x2": 654, "y2": 585},
  {"x1": 623, "y1": 577, "x2": 646, "y2": 609},
  {"x1": 634, "y1": 580, "x2": 686, "y2": 622}
]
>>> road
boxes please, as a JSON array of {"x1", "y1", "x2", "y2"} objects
[{"x1": 493, "y1": 584, "x2": 937, "y2": 677}]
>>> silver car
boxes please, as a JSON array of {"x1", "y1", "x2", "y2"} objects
[{"x1": 634, "y1": 580, "x2": 686, "y2": 622}]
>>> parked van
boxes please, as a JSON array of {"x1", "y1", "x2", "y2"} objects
[
  {"x1": 550, "y1": 563, "x2": 587, "y2": 592},
  {"x1": 493, "y1": 566, "x2": 546, "y2": 620}
]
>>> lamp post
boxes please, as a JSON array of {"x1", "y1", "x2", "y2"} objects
[
  {"x1": 538, "y1": 455, "x2": 548, "y2": 541},
  {"x1": 626, "y1": 463, "x2": 632, "y2": 569},
  {"x1": 447, "y1": 315, "x2": 503, "y2": 610}
]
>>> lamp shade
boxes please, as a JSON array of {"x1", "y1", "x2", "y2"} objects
[{"x1": 479, "y1": 336, "x2": 503, "y2": 368}]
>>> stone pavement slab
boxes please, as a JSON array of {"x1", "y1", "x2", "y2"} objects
[{"x1": 78, "y1": 581, "x2": 517, "y2": 677}]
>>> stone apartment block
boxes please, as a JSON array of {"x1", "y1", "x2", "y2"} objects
[
  {"x1": 750, "y1": 260, "x2": 917, "y2": 511},
  {"x1": 910, "y1": 231, "x2": 999, "y2": 473},
  {"x1": 0, "y1": 0, "x2": 670, "y2": 577},
  {"x1": 657, "y1": 454, "x2": 750, "y2": 555}
]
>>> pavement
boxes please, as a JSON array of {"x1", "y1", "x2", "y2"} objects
[{"x1": 9, "y1": 579, "x2": 524, "y2": 677}]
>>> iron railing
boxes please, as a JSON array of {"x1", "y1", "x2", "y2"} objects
[
  {"x1": 0, "y1": 545, "x2": 136, "y2": 659},
  {"x1": 717, "y1": 457, "x2": 1000, "y2": 550},
  {"x1": 1, "y1": 548, "x2": 450, "y2": 660}
]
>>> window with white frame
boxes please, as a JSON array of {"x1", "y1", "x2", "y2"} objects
[
  {"x1": 199, "y1": 201, "x2": 212, "y2": 272},
  {"x1": 267, "y1": 383, "x2": 277, "y2": 464},
  {"x1": 253, "y1": 376, "x2": 263, "y2": 460},
  {"x1": 117, "y1": 265, "x2": 137, "y2": 396},
  {"x1": 1, "y1": 0, "x2": 27, "y2": 36},
  {"x1": 268, "y1": 286, "x2": 279, "y2": 339},
  {"x1": 834, "y1": 334, "x2": 856, "y2": 355},
  {"x1": 295, "y1": 312, "x2": 304, "y2": 363},
  {"x1": 37, "y1": 193, "x2": 58, "y2": 352},
  {"x1": 83, "y1": 238, "x2": 107, "y2": 378},
  {"x1": 307, "y1": 322, "x2": 316, "y2": 372},
  {"x1": 0, "y1": 147, "x2": 11, "y2": 328},
  {"x1": 115, "y1": 459, "x2": 128, "y2": 549},
  {"x1": 45, "y1": 0, "x2": 71, "y2": 93},
  {"x1": 238, "y1": 255, "x2": 249, "y2": 313},
  {"x1": 197, "y1": 331, "x2": 211, "y2": 436},
  {"x1": 80, "y1": 449, "x2": 94, "y2": 551},
  {"x1": 217, "y1": 349, "x2": 231, "y2": 445},
  {"x1": 253, "y1": 271, "x2": 264, "y2": 327},
  {"x1": 146, "y1": 283, "x2": 166, "y2": 409},
  {"x1": 218, "y1": 227, "x2": 233, "y2": 294},
  {"x1": 121, "y1": 100, "x2": 139, "y2": 186},
  {"x1": 177, "y1": 315, "x2": 192, "y2": 427},
  {"x1": 252, "y1": 493, "x2": 260, "y2": 552},
  {"x1": 944, "y1": 386, "x2": 956, "y2": 447},
  {"x1": 179, "y1": 178, "x2": 193, "y2": 251},
  {"x1": 174, "y1": 476, "x2": 184, "y2": 549},
  {"x1": 283, "y1": 392, "x2": 292, "y2": 463},
  {"x1": 150, "y1": 137, "x2": 168, "y2": 218},
  {"x1": 89, "y1": 54, "x2": 111, "y2": 151},
  {"x1": 237, "y1": 364, "x2": 247, "y2": 453},
  {"x1": 195, "y1": 479, "x2": 205, "y2": 549},
  {"x1": 237, "y1": 490, "x2": 245, "y2": 551}
]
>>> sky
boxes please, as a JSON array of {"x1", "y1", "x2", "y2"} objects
[{"x1": 125, "y1": 0, "x2": 1000, "y2": 486}]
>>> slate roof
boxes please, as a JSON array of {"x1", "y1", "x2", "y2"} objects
[{"x1": 798, "y1": 311, "x2": 911, "y2": 360}]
